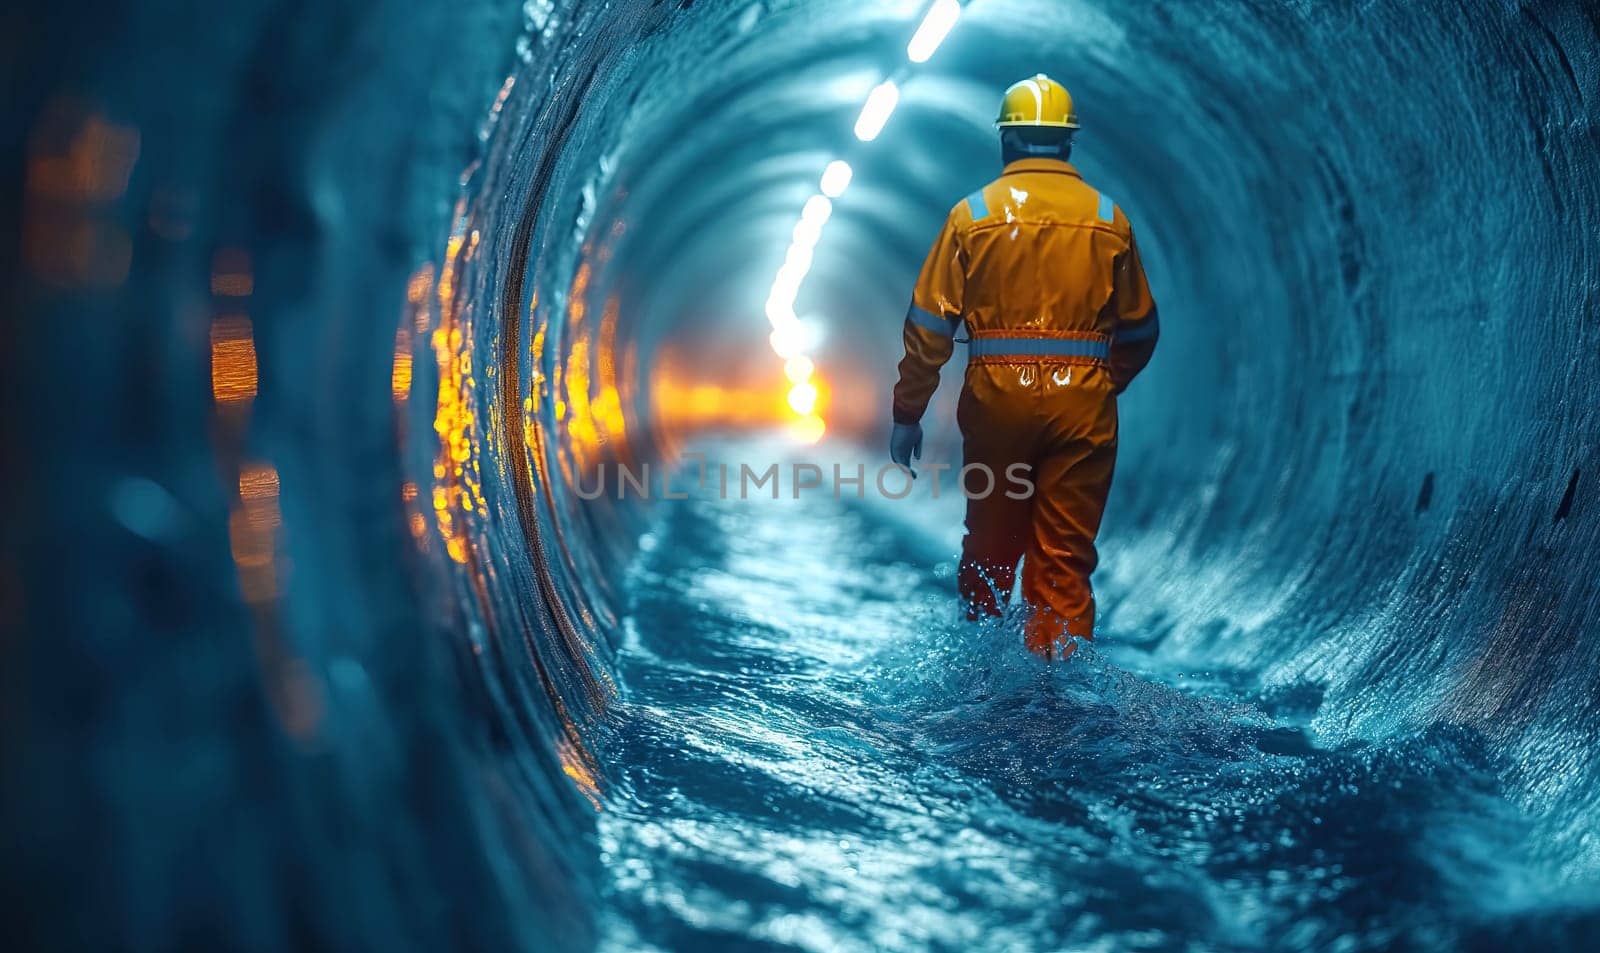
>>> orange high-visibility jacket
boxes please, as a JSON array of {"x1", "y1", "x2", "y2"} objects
[{"x1": 892, "y1": 158, "x2": 1158, "y2": 424}]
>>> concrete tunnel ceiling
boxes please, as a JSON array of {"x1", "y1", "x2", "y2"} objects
[
  {"x1": 588, "y1": 0, "x2": 1160, "y2": 437},
  {"x1": 7, "y1": 0, "x2": 1599, "y2": 949}
]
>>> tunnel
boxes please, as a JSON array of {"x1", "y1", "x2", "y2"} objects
[{"x1": 5, "y1": 0, "x2": 1600, "y2": 949}]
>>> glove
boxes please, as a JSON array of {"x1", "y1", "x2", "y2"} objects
[{"x1": 889, "y1": 422, "x2": 923, "y2": 477}]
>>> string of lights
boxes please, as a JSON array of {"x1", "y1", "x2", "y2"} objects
[{"x1": 763, "y1": 0, "x2": 964, "y2": 442}]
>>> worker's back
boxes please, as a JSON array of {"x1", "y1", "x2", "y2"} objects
[
  {"x1": 959, "y1": 158, "x2": 1136, "y2": 340},
  {"x1": 890, "y1": 156, "x2": 1155, "y2": 426},
  {"x1": 889, "y1": 75, "x2": 1160, "y2": 659}
]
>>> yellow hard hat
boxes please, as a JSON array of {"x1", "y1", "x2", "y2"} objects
[{"x1": 995, "y1": 74, "x2": 1080, "y2": 130}]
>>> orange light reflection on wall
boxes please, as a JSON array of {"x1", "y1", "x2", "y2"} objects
[
  {"x1": 430, "y1": 221, "x2": 481, "y2": 565},
  {"x1": 653, "y1": 347, "x2": 827, "y2": 442},
  {"x1": 230, "y1": 463, "x2": 282, "y2": 604},
  {"x1": 392, "y1": 326, "x2": 413, "y2": 402},
  {"x1": 210, "y1": 314, "x2": 258, "y2": 405}
]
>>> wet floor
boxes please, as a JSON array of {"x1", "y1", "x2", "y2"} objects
[{"x1": 595, "y1": 441, "x2": 1572, "y2": 952}]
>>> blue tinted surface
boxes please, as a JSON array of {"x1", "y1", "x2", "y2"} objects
[
  {"x1": 4, "y1": 1, "x2": 1599, "y2": 951},
  {"x1": 598, "y1": 440, "x2": 1591, "y2": 950}
]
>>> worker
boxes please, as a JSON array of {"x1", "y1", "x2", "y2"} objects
[{"x1": 889, "y1": 74, "x2": 1159, "y2": 660}]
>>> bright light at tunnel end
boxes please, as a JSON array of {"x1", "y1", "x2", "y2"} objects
[
  {"x1": 787, "y1": 380, "x2": 818, "y2": 416},
  {"x1": 790, "y1": 414, "x2": 826, "y2": 445},
  {"x1": 907, "y1": 0, "x2": 962, "y2": 63},
  {"x1": 784, "y1": 356, "x2": 814, "y2": 383}
]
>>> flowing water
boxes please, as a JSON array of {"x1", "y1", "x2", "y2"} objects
[{"x1": 594, "y1": 442, "x2": 1589, "y2": 950}]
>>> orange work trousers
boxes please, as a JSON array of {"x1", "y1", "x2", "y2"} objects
[{"x1": 956, "y1": 360, "x2": 1117, "y2": 659}]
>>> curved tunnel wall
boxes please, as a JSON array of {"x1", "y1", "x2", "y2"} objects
[{"x1": 5, "y1": 0, "x2": 1598, "y2": 948}]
